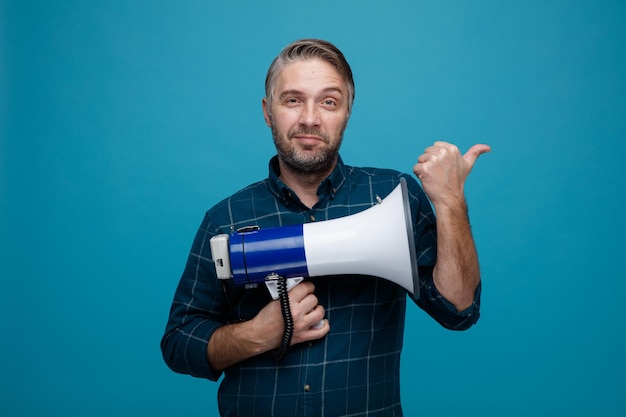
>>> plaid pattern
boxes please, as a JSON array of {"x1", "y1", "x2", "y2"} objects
[{"x1": 162, "y1": 156, "x2": 480, "y2": 416}]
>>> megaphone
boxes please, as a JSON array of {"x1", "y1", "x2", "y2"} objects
[{"x1": 210, "y1": 177, "x2": 419, "y2": 298}]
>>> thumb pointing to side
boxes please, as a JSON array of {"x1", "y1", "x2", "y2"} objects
[{"x1": 463, "y1": 144, "x2": 492, "y2": 171}]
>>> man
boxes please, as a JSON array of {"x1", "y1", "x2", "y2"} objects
[{"x1": 161, "y1": 38, "x2": 490, "y2": 416}]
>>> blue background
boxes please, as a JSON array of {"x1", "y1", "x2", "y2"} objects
[{"x1": 2, "y1": 1, "x2": 625, "y2": 415}]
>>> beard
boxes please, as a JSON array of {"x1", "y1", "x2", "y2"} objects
[{"x1": 271, "y1": 121, "x2": 346, "y2": 176}]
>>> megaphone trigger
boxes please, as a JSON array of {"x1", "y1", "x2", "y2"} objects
[{"x1": 264, "y1": 274, "x2": 304, "y2": 300}]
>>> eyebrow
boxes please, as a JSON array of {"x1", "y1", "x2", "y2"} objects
[{"x1": 277, "y1": 87, "x2": 344, "y2": 101}]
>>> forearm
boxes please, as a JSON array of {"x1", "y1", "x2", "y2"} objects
[
  {"x1": 432, "y1": 199, "x2": 481, "y2": 311},
  {"x1": 207, "y1": 319, "x2": 280, "y2": 372}
]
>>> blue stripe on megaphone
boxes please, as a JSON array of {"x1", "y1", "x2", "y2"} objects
[{"x1": 230, "y1": 224, "x2": 309, "y2": 286}]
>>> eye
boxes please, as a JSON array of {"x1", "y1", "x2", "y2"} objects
[
  {"x1": 284, "y1": 97, "x2": 301, "y2": 106},
  {"x1": 322, "y1": 98, "x2": 338, "y2": 108}
]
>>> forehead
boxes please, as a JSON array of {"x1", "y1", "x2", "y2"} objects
[{"x1": 274, "y1": 58, "x2": 347, "y2": 94}]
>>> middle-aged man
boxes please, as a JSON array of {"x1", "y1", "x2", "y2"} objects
[{"x1": 162, "y1": 38, "x2": 490, "y2": 416}]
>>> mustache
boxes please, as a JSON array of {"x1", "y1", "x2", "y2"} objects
[{"x1": 287, "y1": 127, "x2": 329, "y2": 142}]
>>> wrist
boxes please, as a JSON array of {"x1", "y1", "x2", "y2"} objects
[
  {"x1": 234, "y1": 318, "x2": 277, "y2": 356},
  {"x1": 433, "y1": 197, "x2": 468, "y2": 219}
]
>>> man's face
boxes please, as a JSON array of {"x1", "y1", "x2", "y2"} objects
[{"x1": 263, "y1": 58, "x2": 350, "y2": 175}]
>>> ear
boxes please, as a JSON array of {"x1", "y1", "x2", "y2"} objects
[{"x1": 262, "y1": 97, "x2": 272, "y2": 127}]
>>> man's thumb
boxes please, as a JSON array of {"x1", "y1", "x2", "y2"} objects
[{"x1": 464, "y1": 144, "x2": 491, "y2": 166}]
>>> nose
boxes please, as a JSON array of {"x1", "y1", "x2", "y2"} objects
[{"x1": 299, "y1": 102, "x2": 321, "y2": 127}]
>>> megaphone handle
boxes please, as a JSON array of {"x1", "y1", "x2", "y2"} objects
[
  {"x1": 266, "y1": 275, "x2": 325, "y2": 360},
  {"x1": 265, "y1": 277, "x2": 325, "y2": 330}
]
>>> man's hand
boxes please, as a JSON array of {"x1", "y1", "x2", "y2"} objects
[
  {"x1": 412, "y1": 141, "x2": 490, "y2": 311},
  {"x1": 207, "y1": 281, "x2": 329, "y2": 372},
  {"x1": 413, "y1": 141, "x2": 491, "y2": 209},
  {"x1": 258, "y1": 281, "x2": 329, "y2": 347}
]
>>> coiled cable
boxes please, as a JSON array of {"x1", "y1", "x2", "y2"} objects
[{"x1": 272, "y1": 275, "x2": 293, "y2": 361}]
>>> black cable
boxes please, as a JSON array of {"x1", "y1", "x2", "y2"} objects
[{"x1": 272, "y1": 275, "x2": 293, "y2": 361}]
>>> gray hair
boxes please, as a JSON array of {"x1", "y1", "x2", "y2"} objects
[{"x1": 265, "y1": 39, "x2": 355, "y2": 115}]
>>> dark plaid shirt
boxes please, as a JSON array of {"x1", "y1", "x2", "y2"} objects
[{"x1": 161, "y1": 155, "x2": 480, "y2": 417}]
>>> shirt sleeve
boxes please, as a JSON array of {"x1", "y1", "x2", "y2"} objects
[
  {"x1": 415, "y1": 271, "x2": 481, "y2": 330},
  {"x1": 403, "y1": 174, "x2": 481, "y2": 330},
  {"x1": 160, "y1": 213, "x2": 228, "y2": 381}
]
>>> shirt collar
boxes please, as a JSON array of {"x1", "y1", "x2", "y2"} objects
[{"x1": 267, "y1": 155, "x2": 347, "y2": 207}]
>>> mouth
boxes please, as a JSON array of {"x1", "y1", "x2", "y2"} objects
[
  {"x1": 293, "y1": 135, "x2": 324, "y2": 144},
  {"x1": 289, "y1": 130, "x2": 328, "y2": 146}
]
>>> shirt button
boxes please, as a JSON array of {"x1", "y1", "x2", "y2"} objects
[
  {"x1": 309, "y1": 215, "x2": 315, "y2": 222},
  {"x1": 304, "y1": 384, "x2": 311, "y2": 392}
]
